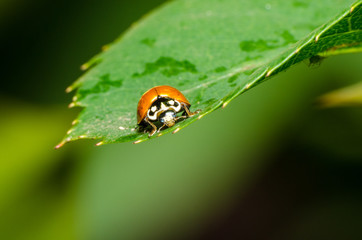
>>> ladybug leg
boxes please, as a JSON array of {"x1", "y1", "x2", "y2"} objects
[
  {"x1": 181, "y1": 103, "x2": 200, "y2": 117},
  {"x1": 144, "y1": 117, "x2": 158, "y2": 137},
  {"x1": 157, "y1": 123, "x2": 167, "y2": 133},
  {"x1": 175, "y1": 115, "x2": 186, "y2": 121}
]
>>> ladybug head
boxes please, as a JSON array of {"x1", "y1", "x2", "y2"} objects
[{"x1": 160, "y1": 111, "x2": 176, "y2": 127}]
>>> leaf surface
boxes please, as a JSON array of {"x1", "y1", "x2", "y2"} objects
[{"x1": 59, "y1": 0, "x2": 362, "y2": 146}]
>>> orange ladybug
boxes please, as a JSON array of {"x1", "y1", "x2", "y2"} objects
[{"x1": 137, "y1": 85, "x2": 198, "y2": 136}]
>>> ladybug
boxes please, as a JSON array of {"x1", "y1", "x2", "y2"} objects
[{"x1": 137, "y1": 85, "x2": 198, "y2": 136}]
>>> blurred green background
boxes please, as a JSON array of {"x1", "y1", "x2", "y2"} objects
[{"x1": 1, "y1": 0, "x2": 362, "y2": 240}]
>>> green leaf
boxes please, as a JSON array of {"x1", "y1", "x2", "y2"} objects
[{"x1": 58, "y1": 0, "x2": 362, "y2": 146}]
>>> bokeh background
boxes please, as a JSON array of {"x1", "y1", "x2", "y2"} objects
[{"x1": 1, "y1": 0, "x2": 362, "y2": 240}]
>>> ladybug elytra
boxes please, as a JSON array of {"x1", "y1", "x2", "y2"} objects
[{"x1": 137, "y1": 85, "x2": 198, "y2": 136}]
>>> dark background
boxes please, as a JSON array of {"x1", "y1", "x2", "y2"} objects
[{"x1": 1, "y1": 0, "x2": 362, "y2": 240}]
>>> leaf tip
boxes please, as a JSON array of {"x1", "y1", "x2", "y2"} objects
[
  {"x1": 55, "y1": 136, "x2": 73, "y2": 149},
  {"x1": 68, "y1": 102, "x2": 80, "y2": 108},
  {"x1": 266, "y1": 69, "x2": 273, "y2": 77},
  {"x1": 172, "y1": 128, "x2": 180, "y2": 134},
  {"x1": 315, "y1": 34, "x2": 320, "y2": 43},
  {"x1": 133, "y1": 139, "x2": 143, "y2": 144},
  {"x1": 54, "y1": 142, "x2": 65, "y2": 149},
  {"x1": 80, "y1": 63, "x2": 89, "y2": 71},
  {"x1": 102, "y1": 44, "x2": 110, "y2": 51},
  {"x1": 65, "y1": 86, "x2": 74, "y2": 93},
  {"x1": 68, "y1": 102, "x2": 76, "y2": 108},
  {"x1": 222, "y1": 101, "x2": 229, "y2": 108}
]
